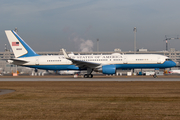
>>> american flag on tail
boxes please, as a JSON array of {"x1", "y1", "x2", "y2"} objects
[{"x1": 12, "y1": 42, "x2": 19, "y2": 46}]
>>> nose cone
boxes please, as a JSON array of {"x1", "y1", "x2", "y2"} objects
[
  {"x1": 172, "y1": 61, "x2": 176, "y2": 67},
  {"x1": 169, "y1": 61, "x2": 176, "y2": 67},
  {"x1": 163, "y1": 60, "x2": 176, "y2": 68}
]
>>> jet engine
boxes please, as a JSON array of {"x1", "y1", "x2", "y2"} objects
[
  {"x1": 102, "y1": 65, "x2": 116, "y2": 74},
  {"x1": 95, "y1": 65, "x2": 116, "y2": 75}
]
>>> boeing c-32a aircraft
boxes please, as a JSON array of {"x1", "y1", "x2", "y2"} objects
[{"x1": 5, "y1": 30, "x2": 176, "y2": 78}]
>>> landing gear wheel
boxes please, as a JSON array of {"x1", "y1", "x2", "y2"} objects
[
  {"x1": 84, "y1": 74, "x2": 93, "y2": 78},
  {"x1": 153, "y1": 74, "x2": 157, "y2": 78},
  {"x1": 89, "y1": 74, "x2": 93, "y2": 78},
  {"x1": 84, "y1": 74, "x2": 88, "y2": 78}
]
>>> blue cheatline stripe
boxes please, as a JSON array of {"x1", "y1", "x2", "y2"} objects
[
  {"x1": 25, "y1": 65, "x2": 80, "y2": 70},
  {"x1": 23, "y1": 61, "x2": 176, "y2": 71},
  {"x1": 12, "y1": 30, "x2": 40, "y2": 58}
]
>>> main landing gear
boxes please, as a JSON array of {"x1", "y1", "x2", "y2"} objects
[
  {"x1": 84, "y1": 68, "x2": 93, "y2": 78},
  {"x1": 84, "y1": 74, "x2": 93, "y2": 78}
]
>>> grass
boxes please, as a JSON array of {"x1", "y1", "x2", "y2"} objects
[{"x1": 0, "y1": 81, "x2": 180, "y2": 120}]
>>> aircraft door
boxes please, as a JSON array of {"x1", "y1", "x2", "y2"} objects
[
  {"x1": 35, "y1": 57, "x2": 39, "y2": 65},
  {"x1": 157, "y1": 57, "x2": 162, "y2": 64},
  {"x1": 123, "y1": 57, "x2": 127, "y2": 64}
]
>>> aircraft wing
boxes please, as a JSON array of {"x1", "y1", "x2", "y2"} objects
[
  {"x1": 62, "y1": 49, "x2": 101, "y2": 69},
  {"x1": 67, "y1": 58, "x2": 100, "y2": 69}
]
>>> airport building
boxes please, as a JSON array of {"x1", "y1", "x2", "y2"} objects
[{"x1": 0, "y1": 48, "x2": 179, "y2": 74}]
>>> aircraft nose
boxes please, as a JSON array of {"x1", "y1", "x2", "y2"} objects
[{"x1": 171, "y1": 61, "x2": 176, "y2": 67}]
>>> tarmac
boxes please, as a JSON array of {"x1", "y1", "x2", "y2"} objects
[{"x1": 0, "y1": 75, "x2": 180, "y2": 81}]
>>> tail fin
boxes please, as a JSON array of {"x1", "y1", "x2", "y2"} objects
[{"x1": 5, "y1": 30, "x2": 39, "y2": 58}]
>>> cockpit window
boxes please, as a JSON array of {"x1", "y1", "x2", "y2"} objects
[{"x1": 166, "y1": 59, "x2": 172, "y2": 61}]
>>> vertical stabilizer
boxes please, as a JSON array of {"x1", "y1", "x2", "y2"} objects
[{"x1": 5, "y1": 30, "x2": 39, "y2": 58}]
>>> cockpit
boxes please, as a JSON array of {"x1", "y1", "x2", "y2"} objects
[{"x1": 166, "y1": 59, "x2": 172, "y2": 61}]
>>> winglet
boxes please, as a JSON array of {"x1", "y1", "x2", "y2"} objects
[{"x1": 62, "y1": 48, "x2": 69, "y2": 59}]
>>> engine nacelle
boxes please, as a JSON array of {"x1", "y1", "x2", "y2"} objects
[{"x1": 102, "y1": 65, "x2": 116, "y2": 75}]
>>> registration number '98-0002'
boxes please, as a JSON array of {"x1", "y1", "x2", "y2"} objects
[{"x1": 16, "y1": 48, "x2": 22, "y2": 50}]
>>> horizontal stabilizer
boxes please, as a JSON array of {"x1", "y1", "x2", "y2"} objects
[{"x1": 7, "y1": 58, "x2": 29, "y2": 65}]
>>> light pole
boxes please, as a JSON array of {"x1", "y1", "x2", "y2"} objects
[{"x1": 133, "y1": 27, "x2": 137, "y2": 53}]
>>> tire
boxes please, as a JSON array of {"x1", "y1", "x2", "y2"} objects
[{"x1": 84, "y1": 74, "x2": 93, "y2": 78}]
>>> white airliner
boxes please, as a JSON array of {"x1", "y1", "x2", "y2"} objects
[
  {"x1": 168, "y1": 70, "x2": 180, "y2": 74},
  {"x1": 5, "y1": 30, "x2": 176, "y2": 78}
]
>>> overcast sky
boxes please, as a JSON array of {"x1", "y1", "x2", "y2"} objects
[{"x1": 1, "y1": 0, "x2": 180, "y2": 52}]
